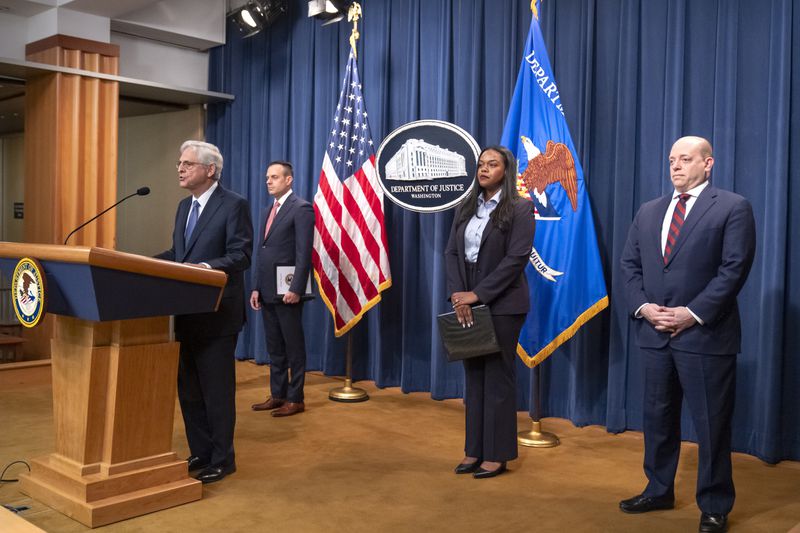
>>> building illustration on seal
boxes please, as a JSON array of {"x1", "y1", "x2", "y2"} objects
[{"x1": 385, "y1": 139, "x2": 467, "y2": 180}]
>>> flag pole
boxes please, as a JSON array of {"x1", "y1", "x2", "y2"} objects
[
  {"x1": 327, "y1": 2, "x2": 369, "y2": 404},
  {"x1": 515, "y1": 0, "x2": 558, "y2": 449},
  {"x1": 329, "y1": 331, "x2": 369, "y2": 402},
  {"x1": 518, "y1": 363, "x2": 559, "y2": 447}
]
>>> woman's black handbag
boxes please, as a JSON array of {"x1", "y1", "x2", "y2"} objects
[{"x1": 437, "y1": 305, "x2": 501, "y2": 361}]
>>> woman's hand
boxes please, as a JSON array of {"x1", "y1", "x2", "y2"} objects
[{"x1": 451, "y1": 291, "x2": 479, "y2": 327}]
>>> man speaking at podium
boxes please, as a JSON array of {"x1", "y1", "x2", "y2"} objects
[{"x1": 156, "y1": 140, "x2": 253, "y2": 484}]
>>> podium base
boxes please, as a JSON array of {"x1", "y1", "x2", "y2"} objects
[{"x1": 19, "y1": 454, "x2": 201, "y2": 528}]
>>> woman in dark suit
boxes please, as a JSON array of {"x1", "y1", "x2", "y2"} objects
[{"x1": 444, "y1": 145, "x2": 534, "y2": 479}]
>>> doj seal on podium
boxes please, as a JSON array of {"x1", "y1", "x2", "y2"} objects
[{"x1": 12, "y1": 257, "x2": 47, "y2": 328}]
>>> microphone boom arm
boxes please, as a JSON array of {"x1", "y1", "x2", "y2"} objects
[{"x1": 63, "y1": 187, "x2": 149, "y2": 245}]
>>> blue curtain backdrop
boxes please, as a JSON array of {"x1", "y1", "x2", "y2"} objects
[{"x1": 206, "y1": 0, "x2": 800, "y2": 464}]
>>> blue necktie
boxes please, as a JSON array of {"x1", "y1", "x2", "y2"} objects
[{"x1": 184, "y1": 200, "x2": 200, "y2": 241}]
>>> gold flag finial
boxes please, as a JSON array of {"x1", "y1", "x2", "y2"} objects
[
  {"x1": 531, "y1": 0, "x2": 539, "y2": 20},
  {"x1": 348, "y1": 2, "x2": 362, "y2": 58}
]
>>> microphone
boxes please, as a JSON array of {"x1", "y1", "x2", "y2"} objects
[{"x1": 63, "y1": 186, "x2": 151, "y2": 245}]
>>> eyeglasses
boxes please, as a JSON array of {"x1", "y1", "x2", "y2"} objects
[{"x1": 176, "y1": 160, "x2": 209, "y2": 169}]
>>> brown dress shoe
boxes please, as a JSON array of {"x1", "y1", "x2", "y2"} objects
[
  {"x1": 271, "y1": 401, "x2": 305, "y2": 417},
  {"x1": 251, "y1": 397, "x2": 285, "y2": 411}
]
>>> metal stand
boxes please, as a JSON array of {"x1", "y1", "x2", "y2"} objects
[
  {"x1": 329, "y1": 333, "x2": 369, "y2": 402},
  {"x1": 518, "y1": 363, "x2": 560, "y2": 447}
]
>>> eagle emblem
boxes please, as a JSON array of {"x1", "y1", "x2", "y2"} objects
[
  {"x1": 18, "y1": 272, "x2": 36, "y2": 304},
  {"x1": 519, "y1": 136, "x2": 578, "y2": 217},
  {"x1": 12, "y1": 257, "x2": 46, "y2": 327}
]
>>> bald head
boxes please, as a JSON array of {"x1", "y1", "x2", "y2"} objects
[
  {"x1": 668, "y1": 136, "x2": 714, "y2": 193},
  {"x1": 675, "y1": 136, "x2": 713, "y2": 158}
]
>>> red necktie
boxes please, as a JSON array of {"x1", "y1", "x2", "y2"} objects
[
  {"x1": 663, "y1": 193, "x2": 691, "y2": 264},
  {"x1": 264, "y1": 201, "x2": 280, "y2": 239}
]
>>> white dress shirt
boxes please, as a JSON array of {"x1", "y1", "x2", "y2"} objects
[
  {"x1": 636, "y1": 180, "x2": 709, "y2": 325},
  {"x1": 187, "y1": 180, "x2": 219, "y2": 226},
  {"x1": 660, "y1": 180, "x2": 709, "y2": 255}
]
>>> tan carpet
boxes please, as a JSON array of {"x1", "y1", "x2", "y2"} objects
[{"x1": 1, "y1": 361, "x2": 798, "y2": 532}]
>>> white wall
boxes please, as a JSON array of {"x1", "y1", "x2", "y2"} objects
[
  {"x1": 0, "y1": 14, "x2": 29, "y2": 59},
  {"x1": 112, "y1": 0, "x2": 225, "y2": 50},
  {"x1": 112, "y1": 32, "x2": 209, "y2": 91},
  {"x1": 26, "y1": 8, "x2": 110, "y2": 44}
]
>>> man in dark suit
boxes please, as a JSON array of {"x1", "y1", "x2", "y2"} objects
[
  {"x1": 250, "y1": 161, "x2": 315, "y2": 417},
  {"x1": 619, "y1": 136, "x2": 756, "y2": 532},
  {"x1": 155, "y1": 140, "x2": 253, "y2": 484}
]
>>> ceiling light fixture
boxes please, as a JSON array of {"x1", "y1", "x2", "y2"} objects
[
  {"x1": 229, "y1": 0, "x2": 288, "y2": 38},
  {"x1": 307, "y1": 0, "x2": 351, "y2": 26}
]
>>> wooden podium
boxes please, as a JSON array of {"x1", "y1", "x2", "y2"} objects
[{"x1": 0, "y1": 243, "x2": 227, "y2": 527}]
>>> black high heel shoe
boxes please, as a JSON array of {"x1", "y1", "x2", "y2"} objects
[
  {"x1": 454, "y1": 459, "x2": 481, "y2": 474},
  {"x1": 473, "y1": 462, "x2": 507, "y2": 479}
]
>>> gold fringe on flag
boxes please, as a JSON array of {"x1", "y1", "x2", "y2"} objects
[{"x1": 516, "y1": 295, "x2": 609, "y2": 368}]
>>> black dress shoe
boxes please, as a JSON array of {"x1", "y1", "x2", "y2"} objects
[
  {"x1": 699, "y1": 513, "x2": 727, "y2": 533},
  {"x1": 195, "y1": 464, "x2": 236, "y2": 484},
  {"x1": 619, "y1": 494, "x2": 675, "y2": 514},
  {"x1": 473, "y1": 462, "x2": 506, "y2": 479},
  {"x1": 454, "y1": 460, "x2": 481, "y2": 474},
  {"x1": 186, "y1": 456, "x2": 210, "y2": 472}
]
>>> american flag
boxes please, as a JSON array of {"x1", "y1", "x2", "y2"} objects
[{"x1": 312, "y1": 50, "x2": 391, "y2": 337}]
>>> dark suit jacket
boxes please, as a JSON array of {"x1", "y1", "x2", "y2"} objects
[
  {"x1": 620, "y1": 184, "x2": 756, "y2": 354},
  {"x1": 252, "y1": 192, "x2": 315, "y2": 301},
  {"x1": 445, "y1": 198, "x2": 535, "y2": 315},
  {"x1": 156, "y1": 184, "x2": 254, "y2": 341}
]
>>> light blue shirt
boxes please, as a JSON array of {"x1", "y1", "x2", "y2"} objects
[{"x1": 464, "y1": 189, "x2": 502, "y2": 263}]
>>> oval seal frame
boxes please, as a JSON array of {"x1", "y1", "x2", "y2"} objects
[
  {"x1": 375, "y1": 120, "x2": 480, "y2": 213},
  {"x1": 12, "y1": 257, "x2": 47, "y2": 328}
]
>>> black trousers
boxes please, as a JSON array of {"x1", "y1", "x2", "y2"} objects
[
  {"x1": 462, "y1": 313, "x2": 525, "y2": 463},
  {"x1": 641, "y1": 346, "x2": 736, "y2": 515},
  {"x1": 262, "y1": 302, "x2": 307, "y2": 403},
  {"x1": 461, "y1": 260, "x2": 525, "y2": 462},
  {"x1": 178, "y1": 335, "x2": 237, "y2": 468}
]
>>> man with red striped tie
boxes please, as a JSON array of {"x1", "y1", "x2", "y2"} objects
[
  {"x1": 619, "y1": 136, "x2": 756, "y2": 533},
  {"x1": 250, "y1": 161, "x2": 315, "y2": 417}
]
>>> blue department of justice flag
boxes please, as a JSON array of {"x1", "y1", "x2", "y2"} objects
[{"x1": 500, "y1": 13, "x2": 608, "y2": 367}]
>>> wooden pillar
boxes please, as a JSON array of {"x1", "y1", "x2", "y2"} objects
[
  {"x1": 22, "y1": 35, "x2": 120, "y2": 358},
  {"x1": 24, "y1": 35, "x2": 120, "y2": 248}
]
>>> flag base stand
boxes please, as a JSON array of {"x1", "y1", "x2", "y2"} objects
[
  {"x1": 328, "y1": 333, "x2": 369, "y2": 402},
  {"x1": 329, "y1": 377, "x2": 369, "y2": 402},
  {"x1": 518, "y1": 365, "x2": 559, "y2": 447},
  {"x1": 518, "y1": 419, "x2": 560, "y2": 448}
]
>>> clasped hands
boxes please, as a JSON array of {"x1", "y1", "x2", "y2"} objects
[
  {"x1": 640, "y1": 303, "x2": 696, "y2": 337},
  {"x1": 450, "y1": 291, "x2": 479, "y2": 328}
]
